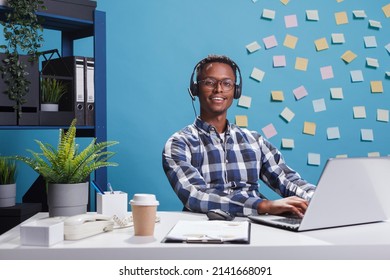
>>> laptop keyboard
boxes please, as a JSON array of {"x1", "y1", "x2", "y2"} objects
[{"x1": 274, "y1": 217, "x2": 302, "y2": 225}]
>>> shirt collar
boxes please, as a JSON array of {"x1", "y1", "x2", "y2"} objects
[{"x1": 194, "y1": 117, "x2": 231, "y2": 135}]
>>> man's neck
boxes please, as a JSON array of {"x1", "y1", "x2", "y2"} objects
[{"x1": 200, "y1": 115, "x2": 227, "y2": 133}]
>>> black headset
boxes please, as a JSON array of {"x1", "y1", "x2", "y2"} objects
[{"x1": 188, "y1": 57, "x2": 242, "y2": 100}]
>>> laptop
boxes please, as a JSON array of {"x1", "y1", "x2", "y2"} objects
[{"x1": 248, "y1": 157, "x2": 390, "y2": 232}]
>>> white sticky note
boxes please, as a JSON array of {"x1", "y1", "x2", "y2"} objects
[
  {"x1": 262, "y1": 9, "x2": 276, "y2": 20},
  {"x1": 364, "y1": 36, "x2": 377, "y2": 48},
  {"x1": 353, "y1": 10, "x2": 367, "y2": 18},
  {"x1": 327, "y1": 127, "x2": 340, "y2": 140},
  {"x1": 293, "y1": 85, "x2": 308, "y2": 100},
  {"x1": 281, "y1": 138, "x2": 294, "y2": 149},
  {"x1": 366, "y1": 58, "x2": 379, "y2": 68},
  {"x1": 263, "y1": 35, "x2": 278, "y2": 49},
  {"x1": 386, "y1": 43, "x2": 390, "y2": 54},
  {"x1": 350, "y1": 70, "x2": 364, "y2": 82},
  {"x1": 353, "y1": 106, "x2": 366, "y2": 119},
  {"x1": 330, "y1": 87, "x2": 343, "y2": 99},
  {"x1": 336, "y1": 154, "x2": 348, "y2": 158},
  {"x1": 369, "y1": 20, "x2": 382, "y2": 29},
  {"x1": 306, "y1": 10, "x2": 319, "y2": 21},
  {"x1": 386, "y1": 72, "x2": 390, "y2": 78},
  {"x1": 262, "y1": 123, "x2": 277, "y2": 139},
  {"x1": 246, "y1": 41, "x2": 261, "y2": 53},
  {"x1": 320, "y1": 66, "x2": 334, "y2": 80},
  {"x1": 273, "y1": 55, "x2": 286, "y2": 67},
  {"x1": 280, "y1": 107, "x2": 295, "y2": 122},
  {"x1": 361, "y1": 129, "x2": 374, "y2": 141},
  {"x1": 308, "y1": 153, "x2": 321, "y2": 166},
  {"x1": 377, "y1": 109, "x2": 389, "y2": 122},
  {"x1": 313, "y1": 98, "x2": 326, "y2": 112},
  {"x1": 368, "y1": 152, "x2": 380, "y2": 157},
  {"x1": 238, "y1": 95, "x2": 252, "y2": 108},
  {"x1": 331, "y1": 33, "x2": 345, "y2": 44},
  {"x1": 285, "y1": 14, "x2": 298, "y2": 28},
  {"x1": 250, "y1": 67, "x2": 265, "y2": 82}
]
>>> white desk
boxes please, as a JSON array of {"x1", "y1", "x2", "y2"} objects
[{"x1": 0, "y1": 211, "x2": 389, "y2": 260}]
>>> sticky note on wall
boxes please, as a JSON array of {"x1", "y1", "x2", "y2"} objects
[
  {"x1": 280, "y1": 107, "x2": 295, "y2": 122},
  {"x1": 370, "y1": 81, "x2": 383, "y2": 93},
  {"x1": 353, "y1": 106, "x2": 366, "y2": 118},
  {"x1": 303, "y1": 121, "x2": 316, "y2": 135},
  {"x1": 281, "y1": 138, "x2": 294, "y2": 149},
  {"x1": 246, "y1": 41, "x2": 261, "y2": 53},
  {"x1": 238, "y1": 95, "x2": 252, "y2": 108},
  {"x1": 341, "y1": 50, "x2": 357, "y2": 63},
  {"x1": 271, "y1": 90, "x2": 284, "y2": 101},
  {"x1": 308, "y1": 153, "x2": 321, "y2": 166},
  {"x1": 361, "y1": 129, "x2": 374, "y2": 141},
  {"x1": 377, "y1": 109, "x2": 389, "y2": 122},
  {"x1": 383, "y1": 3, "x2": 390, "y2": 17},
  {"x1": 335, "y1": 11, "x2": 348, "y2": 25},
  {"x1": 295, "y1": 57, "x2": 308, "y2": 71},
  {"x1": 262, "y1": 123, "x2": 277, "y2": 139},
  {"x1": 327, "y1": 127, "x2": 340, "y2": 139},
  {"x1": 250, "y1": 67, "x2": 265, "y2": 82},
  {"x1": 235, "y1": 115, "x2": 248, "y2": 127},
  {"x1": 284, "y1": 34, "x2": 298, "y2": 49}
]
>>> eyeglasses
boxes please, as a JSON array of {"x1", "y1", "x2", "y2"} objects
[{"x1": 198, "y1": 78, "x2": 235, "y2": 92}]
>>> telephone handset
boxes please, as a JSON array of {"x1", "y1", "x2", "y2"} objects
[{"x1": 64, "y1": 213, "x2": 114, "y2": 240}]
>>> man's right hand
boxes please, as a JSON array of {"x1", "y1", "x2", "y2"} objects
[{"x1": 257, "y1": 196, "x2": 309, "y2": 218}]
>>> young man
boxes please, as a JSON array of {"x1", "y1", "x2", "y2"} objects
[{"x1": 162, "y1": 54, "x2": 315, "y2": 217}]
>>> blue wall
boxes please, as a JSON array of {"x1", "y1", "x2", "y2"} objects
[{"x1": 1, "y1": 0, "x2": 389, "y2": 211}]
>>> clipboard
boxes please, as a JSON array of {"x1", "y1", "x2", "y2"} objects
[{"x1": 162, "y1": 220, "x2": 251, "y2": 244}]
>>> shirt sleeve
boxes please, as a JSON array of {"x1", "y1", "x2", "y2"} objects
[
  {"x1": 257, "y1": 134, "x2": 316, "y2": 201},
  {"x1": 162, "y1": 133, "x2": 262, "y2": 217}
]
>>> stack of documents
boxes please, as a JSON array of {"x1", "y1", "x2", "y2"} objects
[{"x1": 163, "y1": 220, "x2": 250, "y2": 244}]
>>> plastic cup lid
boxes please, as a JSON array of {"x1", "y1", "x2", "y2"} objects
[{"x1": 129, "y1": 193, "x2": 159, "y2": 206}]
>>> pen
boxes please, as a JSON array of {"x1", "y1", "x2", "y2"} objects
[
  {"x1": 91, "y1": 180, "x2": 105, "y2": 195},
  {"x1": 107, "y1": 182, "x2": 114, "y2": 194}
]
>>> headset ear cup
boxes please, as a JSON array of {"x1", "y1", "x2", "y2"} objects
[
  {"x1": 190, "y1": 82, "x2": 198, "y2": 97},
  {"x1": 234, "y1": 85, "x2": 241, "y2": 99}
]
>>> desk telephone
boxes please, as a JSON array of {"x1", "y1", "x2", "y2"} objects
[{"x1": 64, "y1": 214, "x2": 114, "y2": 240}]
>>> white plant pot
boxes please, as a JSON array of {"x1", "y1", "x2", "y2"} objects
[
  {"x1": 0, "y1": 183, "x2": 16, "y2": 208},
  {"x1": 47, "y1": 182, "x2": 89, "y2": 217},
  {"x1": 41, "y1": 103, "x2": 59, "y2": 112}
]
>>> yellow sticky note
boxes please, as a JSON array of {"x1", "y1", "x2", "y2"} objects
[
  {"x1": 335, "y1": 11, "x2": 348, "y2": 25},
  {"x1": 280, "y1": 0, "x2": 289, "y2": 5},
  {"x1": 295, "y1": 57, "x2": 308, "y2": 71},
  {"x1": 303, "y1": 121, "x2": 316, "y2": 136},
  {"x1": 271, "y1": 90, "x2": 284, "y2": 101},
  {"x1": 383, "y1": 4, "x2": 390, "y2": 18},
  {"x1": 315, "y1": 38, "x2": 329, "y2": 51},
  {"x1": 284, "y1": 34, "x2": 298, "y2": 49},
  {"x1": 341, "y1": 50, "x2": 357, "y2": 63},
  {"x1": 235, "y1": 115, "x2": 248, "y2": 127},
  {"x1": 371, "y1": 81, "x2": 383, "y2": 93}
]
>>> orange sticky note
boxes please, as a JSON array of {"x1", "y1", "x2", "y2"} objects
[
  {"x1": 271, "y1": 90, "x2": 284, "y2": 101},
  {"x1": 284, "y1": 34, "x2": 298, "y2": 49},
  {"x1": 370, "y1": 81, "x2": 383, "y2": 93},
  {"x1": 315, "y1": 38, "x2": 329, "y2": 51},
  {"x1": 335, "y1": 11, "x2": 348, "y2": 25},
  {"x1": 303, "y1": 121, "x2": 316, "y2": 135},
  {"x1": 295, "y1": 57, "x2": 308, "y2": 71},
  {"x1": 382, "y1": 4, "x2": 390, "y2": 18},
  {"x1": 341, "y1": 50, "x2": 357, "y2": 63},
  {"x1": 235, "y1": 115, "x2": 248, "y2": 127}
]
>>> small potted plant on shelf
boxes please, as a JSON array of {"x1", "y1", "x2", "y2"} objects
[
  {"x1": 40, "y1": 77, "x2": 67, "y2": 111},
  {"x1": 0, "y1": 0, "x2": 46, "y2": 119},
  {"x1": 0, "y1": 156, "x2": 17, "y2": 207},
  {"x1": 15, "y1": 118, "x2": 119, "y2": 217}
]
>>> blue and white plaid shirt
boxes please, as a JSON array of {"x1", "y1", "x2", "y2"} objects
[{"x1": 162, "y1": 117, "x2": 315, "y2": 216}]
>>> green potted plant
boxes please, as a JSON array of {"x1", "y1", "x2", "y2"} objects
[
  {"x1": 15, "y1": 118, "x2": 119, "y2": 217},
  {"x1": 0, "y1": 156, "x2": 17, "y2": 207},
  {"x1": 40, "y1": 77, "x2": 67, "y2": 111},
  {"x1": 0, "y1": 0, "x2": 45, "y2": 119}
]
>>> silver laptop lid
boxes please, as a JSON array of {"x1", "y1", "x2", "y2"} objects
[{"x1": 299, "y1": 157, "x2": 388, "y2": 231}]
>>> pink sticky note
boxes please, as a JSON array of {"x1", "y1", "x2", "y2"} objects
[
  {"x1": 262, "y1": 123, "x2": 277, "y2": 139},
  {"x1": 293, "y1": 85, "x2": 308, "y2": 100},
  {"x1": 320, "y1": 66, "x2": 334, "y2": 80},
  {"x1": 284, "y1": 14, "x2": 298, "y2": 28},
  {"x1": 273, "y1": 55, "x2": 286, "y2": 67},
  {"x1": 263, "y1": 35, "x2": 278, "y2": 49}
]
